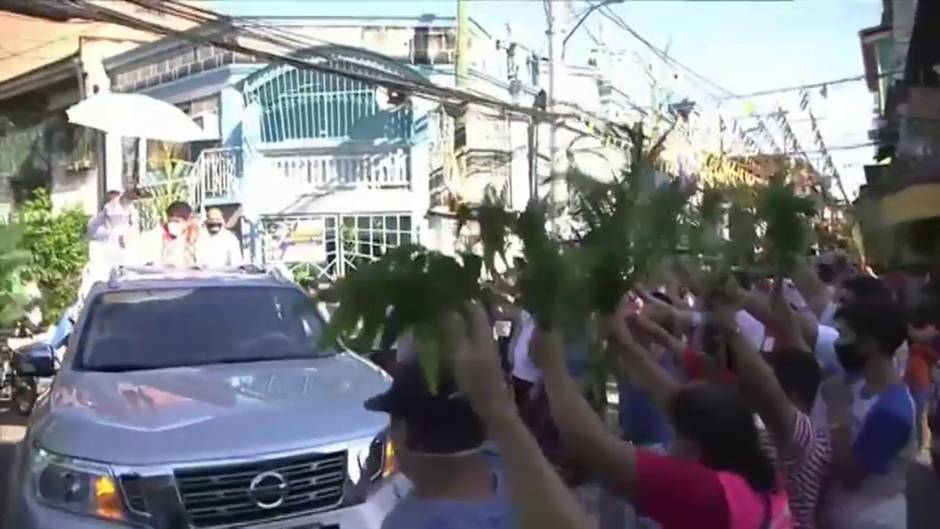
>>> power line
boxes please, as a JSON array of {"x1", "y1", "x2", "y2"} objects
[
  {"x1": 599, "y1": 4, "x2": 734, "y2": 99},
  {"x1": 60, "y1": 0, "x2": 563, "y2": 122},
  {"x1": 719, "y1": 69, "x2": 905, "y2": 100}
]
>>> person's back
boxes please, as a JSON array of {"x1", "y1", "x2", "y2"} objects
[
  {"x1": 381, "y1": 449, "x2": 512, "y2": 529},
  {"x1": 367, "y1": 361, "x2": 515, "y2": 529}
]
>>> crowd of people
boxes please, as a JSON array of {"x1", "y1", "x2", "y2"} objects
[
  {"x1": 367, "y1": 254, "x2": 940, "y2": 529},
  {"x1": 82, "y1": 189, "x2": 243, "y2": 293}
]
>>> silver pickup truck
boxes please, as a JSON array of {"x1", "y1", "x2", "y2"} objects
[{"x1": 5, "y1": 266, "x2": 406, "y2": 529}]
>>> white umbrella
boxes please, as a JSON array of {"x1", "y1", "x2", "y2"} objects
[{"x1": 66, "y1": 93, "x2": 209, "y2": 143}]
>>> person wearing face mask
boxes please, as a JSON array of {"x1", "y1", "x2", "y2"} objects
[
  {"x1": 365, "y1": 358, "x2": 511, "y2": 529},
  {"x1": 196, "y1": 207, "x2": 243, "y2": 268},
  {"x1": 820, "y1": 300, "x2": 915, "y2": 529},
  {"x1": 134, "y1": 201, "x2": 199, "y2": 268}
]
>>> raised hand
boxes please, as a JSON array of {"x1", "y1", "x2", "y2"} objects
[
  {"x1": 529, "y1": 326, "x2": 565, "y2": 371},
  {"x1": 451, "y1": 302, "x2": 513, "y2": 418},
  {"x1": 607, "y1": 295, "x2": 643, "y2": 357}
]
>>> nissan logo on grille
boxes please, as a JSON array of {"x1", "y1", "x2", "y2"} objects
[{"x1": 248, "y1": 471, "x2": 289, "y2": 510}]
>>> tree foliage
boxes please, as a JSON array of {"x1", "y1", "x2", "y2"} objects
[
  {"x1": 16, "y1": 188, "x2": 89, "y2": 324},
  {"x1": 0, "y1": 223, "x2": 31, "y2": 326},
  {"x1": 321, "y1": 117, "x2": 822, "y2": 390},
  {"x1": 319, "y1": 245, "x2": 483, "y2": 393}
]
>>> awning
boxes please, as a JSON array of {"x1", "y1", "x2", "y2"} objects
[
  {"x1": 880, "y1": 181, "x2": 940, "y2": 225},
  {"x1": 66, "y1": 93, "x2": 209, "y2": 143}
]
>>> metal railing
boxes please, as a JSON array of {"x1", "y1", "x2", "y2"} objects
[
  {"x1": 195, "y1": 147, "x2": 241, "y2": 201},
  {"x1": 269, "y1": 150, "x2": 411, "y2": 191}
]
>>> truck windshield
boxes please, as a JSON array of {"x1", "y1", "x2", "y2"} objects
[{"x1": 77, "y1": 286, "x2": 337, "y2": 372}]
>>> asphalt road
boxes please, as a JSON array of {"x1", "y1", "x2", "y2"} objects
[
  {"x1": 0, "y1": 407, "x2": 26, "y2": 529},
  {"x1": 0, "y1": 407, "x2": 937, "y2": 529}
]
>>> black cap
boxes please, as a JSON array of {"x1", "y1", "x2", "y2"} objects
[{"x1": 365, "y1": 359, "x2": 485, "y2": 455}]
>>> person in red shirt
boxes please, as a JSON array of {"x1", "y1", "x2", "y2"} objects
[
  {"x1": 532, "y1": 301, "x2": 793, "y2": 529},
  {"x1": 907, "y1": 299, "x2": 939, "y2": 451}
]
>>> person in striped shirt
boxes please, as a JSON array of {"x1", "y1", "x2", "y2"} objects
[{"x1": 711, "y1": 281, "x2": 832, "y2": 529}]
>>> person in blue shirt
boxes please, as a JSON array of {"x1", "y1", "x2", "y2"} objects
[
  {"x1": 821, "y1": 299, "x2": 916, "y2": 528},
  {"x1": 617, "y1": 291, "x2": 681, "y2": 451},
  {"x1": 365, "y1": 358, "x2": 513, "y2": 529}
]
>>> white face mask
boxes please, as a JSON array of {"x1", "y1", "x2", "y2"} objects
[{"x1": 166, "y1": 221, "x2": 184, "y2": 238}]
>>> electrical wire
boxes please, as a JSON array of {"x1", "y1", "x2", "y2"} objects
[
  {"x1": 122, "y1": 0, "x2": 645, "y2": 137},
  {"x1": 133, "y1": 0, "x2": 646, "y2": 140},
  {"x1": 599, "y1": 4, "x2": 734, "y2": 99},
  {"x1": 62, "y1": 0, "x2": 564, "y2": 121},
  {"x1": 719, "y1": 69, "x2": 905, "y2": 101}
]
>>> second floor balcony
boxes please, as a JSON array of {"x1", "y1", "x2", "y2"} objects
[
  {"x1": 266, "y1": 149, "x2": 410, "y2": 190},
  {"x1": 192, "y1": 145, "x2": 412, "y2": 206}
]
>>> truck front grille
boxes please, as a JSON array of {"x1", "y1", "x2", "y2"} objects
[{"x1": 174, "y1": 450, "x2": 347, "y2": 528}]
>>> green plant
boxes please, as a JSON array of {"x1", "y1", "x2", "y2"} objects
[
  {"x1": 16, "y1": 188, "x2": 89, "y2": 325},
  {"x1": 136, "y1": 142, "x2": 194, "y2": 231},
  {"x1": 756, "y1": 174, "x2": 817, "y2": 270},
  {"x1": 137, "y1": 178, "x2": 190, "y2": 231},
  {"x1": 320, "y1": 245, "x2": 484, "y2": 393},
  {"x1": 0, "y1": 223, "x2": 31, "y2": 326}
]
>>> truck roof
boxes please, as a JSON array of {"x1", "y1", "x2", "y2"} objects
[{"x1": 90, "y1": 265, "x2": 298, "y2": 294}]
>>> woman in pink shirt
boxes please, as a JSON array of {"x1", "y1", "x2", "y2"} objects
[{"x1": 534, "y1": 306, "x2": 793, "y2": 529}]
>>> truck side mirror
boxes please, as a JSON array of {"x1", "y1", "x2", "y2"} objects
[{"x1": 15, "y1": 343, "x2": 56, "y2": 377}]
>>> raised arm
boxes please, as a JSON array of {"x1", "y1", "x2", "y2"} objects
[
  {"x1": 452, "y1": 304, "x2": 591, "y2": 529},
  {"x1": 618, "y1": 314, "x2": 683, "y2": 409},
  {"x1": 791, "y1": 257, "x2": 832, "y2": 318},
  {"x1": 711, "y1": 294, "x2": 798, "y2": 442},
  {"x1": 531, "y1": 325, "x2": 639, "y2": 498}
]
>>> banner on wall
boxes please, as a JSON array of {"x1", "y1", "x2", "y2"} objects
[{"x1": 267, "y1": 218, "x2": 329, "y2": 264}]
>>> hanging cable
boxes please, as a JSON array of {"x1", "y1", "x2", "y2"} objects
[
  {"x1": 719, "y1": 69, "x2": 904, "y2": 100},
  {"x1": 599, "y1": 5, "x2": 735, "y2": 98}
]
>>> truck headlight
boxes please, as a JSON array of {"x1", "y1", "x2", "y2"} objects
[
  {"x1": 350, "y1": 431, "x2": 397, "y2": 485},
  {"x1": 31, "y1": 448, "x2": 125, "y2": 522}
]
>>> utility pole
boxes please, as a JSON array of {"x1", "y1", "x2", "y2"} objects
[
  {"x1": 457, "y1": 0, "x2": 469, "y2": 87},
  {"x1": 455, "y1": 0, "x2": 469, "y2": 190},
  {"x1": 545, "y1": 0, "x2": 566, "y2": 223}
]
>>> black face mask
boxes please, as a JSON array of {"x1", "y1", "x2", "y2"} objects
[{"x1": 835, "y1": 342, "x2": 866, "y2": 373}]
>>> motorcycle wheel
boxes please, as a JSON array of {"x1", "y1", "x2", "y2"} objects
[{"x1": 13, "y1": 376, "x2": 36, "y2": 417}]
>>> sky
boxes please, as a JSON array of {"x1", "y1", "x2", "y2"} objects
[{"x1": 207, "y1": 0, "x2": 885, "y2": 196}]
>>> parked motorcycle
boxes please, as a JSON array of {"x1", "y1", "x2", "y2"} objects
[
  {"x1": 0, "y1": 306, "x2": 74, "y2": 416},
  {"x1": 0, "y1": 342, "x2": 52, "y2": 416}
]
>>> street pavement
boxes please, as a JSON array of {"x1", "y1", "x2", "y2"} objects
[
  {"x1": 0, "y1": 407, "x2": 26, "y2": 529},
  {"x1": 0, "y1": 407, "x2": 937, "y2": 528}
]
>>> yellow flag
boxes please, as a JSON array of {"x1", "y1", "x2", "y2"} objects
[{"x1": 743, "y1": 101, "x2": 756, "y2": 116}]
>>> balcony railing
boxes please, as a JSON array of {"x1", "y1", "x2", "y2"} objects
[
  {"x1": 196, "y1": 147, "x2": 241, "y2": 201},
  {"x1": 269, "y1": 150, "x2": 411, "y2": 191}
]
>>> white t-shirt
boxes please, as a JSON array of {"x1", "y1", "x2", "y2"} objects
[
  {"x1": 824, "y1": 383, "x2": 916, "y2": 529},
  {"x1": 197, "y1": 228, "x2": 244, "y2": 268},
  {"x1": 510, "y1": 310, "x2": 541, "y2": 383},
  {"x1": 736, "y1": 310, "x2": 766, "y2": 353},
  {"x1": 395, "y1": 332, "x2": 417, "y2": 364},
  {"x1": 819, "y1": 301, "x2": 839, "y2": 327},
  {"x1": 814, "y1": 323, "x2": 841, "y2": 377}
]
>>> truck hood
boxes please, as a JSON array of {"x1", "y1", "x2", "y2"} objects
[{"x1": 33, "y1": 353, "x2": 391, "y2": 465}]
